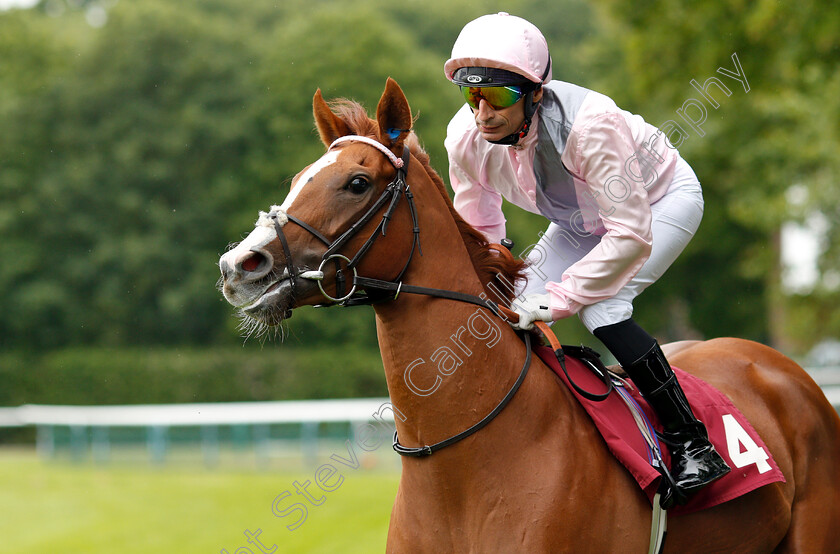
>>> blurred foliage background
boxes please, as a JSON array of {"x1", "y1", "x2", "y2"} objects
[{"x1": 0, "y1": 0, "x2": 838, "y2": 410}]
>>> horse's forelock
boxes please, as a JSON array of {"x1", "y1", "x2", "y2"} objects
[{"x1": 326, "y1": 99, "x2": 378, "y2": 139}]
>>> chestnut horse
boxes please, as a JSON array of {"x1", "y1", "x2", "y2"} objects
[{"x1": 219, "y1": 79, "x2": 840, "y2": 552}]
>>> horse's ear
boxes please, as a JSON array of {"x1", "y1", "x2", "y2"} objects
[
  {"x1": 313, "y1": 89, "x2": 351, "y2": 147},
  {"x1": 376, "y1": 78, "x2": 412, "y2": 152}
]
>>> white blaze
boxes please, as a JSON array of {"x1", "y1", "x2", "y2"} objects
[
  {"x1": 224, "y1": 149, "x2": 341, "y2": 268},
  {"x1": 280, "y1": 149, "x2": 341, "y2": 212}
]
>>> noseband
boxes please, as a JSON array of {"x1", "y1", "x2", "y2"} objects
[{"x1": 269, "y1": 135, "x2": 421, "y2": 305}]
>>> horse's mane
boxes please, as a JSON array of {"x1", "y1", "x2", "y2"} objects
[{"x1": 327, "y1": 99, "x2": 528, "y2": 305}]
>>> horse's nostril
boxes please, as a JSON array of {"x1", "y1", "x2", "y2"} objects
[{"x1": 241, "y1": 253, "x2": 264, "y2": 273}]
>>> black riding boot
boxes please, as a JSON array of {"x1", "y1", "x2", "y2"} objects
[
  {"x1": 626, "y1": 342, "x2": 731, "y2": 505},
  {"x1": 594, "y1": 319, "x2": 730, "y2": 507}
]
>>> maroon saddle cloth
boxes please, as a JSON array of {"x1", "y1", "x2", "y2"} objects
[{"x1": 534, "y1": 345, "x2": 786, "y2": 515}]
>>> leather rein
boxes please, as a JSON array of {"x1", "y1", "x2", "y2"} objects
[{"x1": 268, "y1": 135, "x2": 611, "y2": 458}]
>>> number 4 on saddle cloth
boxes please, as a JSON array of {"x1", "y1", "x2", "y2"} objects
[{"x1": 535, "y1": 345, "x2": 786, "y2": 515}]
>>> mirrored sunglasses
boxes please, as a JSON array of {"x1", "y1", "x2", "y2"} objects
[{"x1": 460, "y1": 85, "x2": 525, "y2": 110}]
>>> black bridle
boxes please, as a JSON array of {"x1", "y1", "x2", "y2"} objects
[
  {"x1": 271, "y1": 135, "x2": 511, "y2": 316},
  {"x1": 265, "y1": 135, "x2": 603, "y2": 458},
  {"x1": 270, "y1": 136, "x2": 421, "y2": 306}
]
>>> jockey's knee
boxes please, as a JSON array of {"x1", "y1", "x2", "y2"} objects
[{"x1": 579, "y1": 299, "x2": 633, "y2": 334}]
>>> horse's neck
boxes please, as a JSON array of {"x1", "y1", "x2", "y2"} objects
[{"x1": 371, "y1": 239, "x2": 559, "y2": 450}]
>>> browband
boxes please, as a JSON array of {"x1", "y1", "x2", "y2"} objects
[{"x1": 329, "y1": 135, "x2": 405, "y2": 169}]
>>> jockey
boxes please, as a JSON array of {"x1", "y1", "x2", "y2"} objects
[{"x1": 444, "y1": 12, "x2": 730, "y2": 506}]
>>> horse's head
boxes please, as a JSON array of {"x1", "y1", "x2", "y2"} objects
[{"x1": 218, "y1": 78, "x2": 420, "y2": 333}]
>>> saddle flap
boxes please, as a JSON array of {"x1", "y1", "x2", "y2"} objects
[{"x1": 537, "y1": 345, "x2": 786, "y2": 515}]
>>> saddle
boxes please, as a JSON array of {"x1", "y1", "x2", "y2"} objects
[{"x1": 539, "y1": 343, "x2": 785, "y2": 515}]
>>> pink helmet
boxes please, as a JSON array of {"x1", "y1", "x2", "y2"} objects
[{"x1": 444, "y1": 12, "x2": 552, "y2": 85}]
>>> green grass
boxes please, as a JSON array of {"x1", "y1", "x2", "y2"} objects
[{"x1": 0, "y1": 449, "x2": 400, "y2": 553}]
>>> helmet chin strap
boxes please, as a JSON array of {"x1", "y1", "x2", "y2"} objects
[{"x1": 488, "y1": 89, "x2": 540, "y2": 146}]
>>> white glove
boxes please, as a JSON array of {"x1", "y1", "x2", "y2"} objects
[{"x1": 511, "y1": 293, "x2": 553, "y2": 330}]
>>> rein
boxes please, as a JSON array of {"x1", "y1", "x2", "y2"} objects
[
  {"x1": 393, "y1": 331, "x2": 533, "y2": 457},
  {"x1": 273, "y1": 135, "x2": 612, "y2": 457}
]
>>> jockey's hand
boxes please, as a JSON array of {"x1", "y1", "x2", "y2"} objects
[{"x1": 510, "y1": 293, "x2": 553, "y2": 331}]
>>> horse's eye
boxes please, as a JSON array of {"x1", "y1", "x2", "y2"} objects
[{"x1": 346, "y1": 177, "x2": 370, "y2": 195}]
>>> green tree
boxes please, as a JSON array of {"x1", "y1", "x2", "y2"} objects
[{"x1": 0, "y1": 1, "x2": 266, "y2": 347}]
